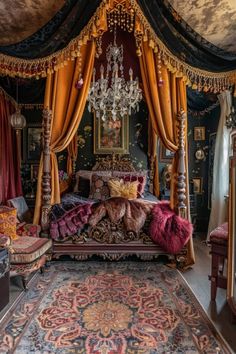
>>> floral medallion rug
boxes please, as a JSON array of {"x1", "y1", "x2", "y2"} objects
[{"x1": 0, "y1": 262, "x2": 231, "y2": 354}]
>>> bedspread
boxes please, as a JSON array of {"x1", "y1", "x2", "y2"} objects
[{"x1": 89, "y1": 197, "x2": 154, "y2": 234}]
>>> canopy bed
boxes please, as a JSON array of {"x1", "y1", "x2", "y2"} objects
[{"x1": 37, "y1": 103, "x2": 192, "y2": 265}]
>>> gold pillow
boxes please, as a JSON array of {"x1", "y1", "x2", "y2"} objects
[
  {"x1": 0, "y1": 206, "x2": 18, "y2": 240},
  {"x1": 108, "y1": 179, "x2": 139, "y2": 199}
]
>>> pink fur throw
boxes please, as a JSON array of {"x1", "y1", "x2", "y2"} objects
[{"x1": 149, "y1": 201, "x2": 193, "y2": 254}]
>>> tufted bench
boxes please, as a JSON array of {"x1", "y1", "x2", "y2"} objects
[{"x1": 208, "y1": 222, "x2": 228, "y2": 301}]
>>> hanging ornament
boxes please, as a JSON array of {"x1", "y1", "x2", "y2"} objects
[{"x1": 75, "y1": 75, "x2": 84, "y2": 89}]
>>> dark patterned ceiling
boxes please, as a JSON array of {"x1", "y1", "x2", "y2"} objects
[
  {"x1": 0, "y1": 0, "x2": 235, "y2": 54},
  {"x1": 0, "y1": 0, "x2": 65, "y2": 45},
  {"x1": 169, "y1": 0, "x2": 236, "y2": 53}
]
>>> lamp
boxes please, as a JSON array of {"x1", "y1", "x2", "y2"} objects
[
  {"x1": 9, "y1": 80, "x2": 26, "y2": 165},
  {"x1": 87, "y1": 29, "x2": 142, "y2": 122}
]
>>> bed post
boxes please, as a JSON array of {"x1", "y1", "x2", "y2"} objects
[
  {"x1": 177, "y1": 108, "x2": 187, "y2": 219},
  {"x1": 41, "y1": 109, "x2": 52, "y2": 233}
]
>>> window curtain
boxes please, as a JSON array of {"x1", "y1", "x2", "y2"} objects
[
  {"x1": 139, "y1": 41, "x2": 195, "y2": 266},
  {"x1": 207, "y1": 90, "x2": 231, "y2": 239},
  {"x1": 0, "y1": 92, "x2": 22, "y2": 203},
  {"x1": 33, "y1": 41, "x2": 95, "y2": 224}
]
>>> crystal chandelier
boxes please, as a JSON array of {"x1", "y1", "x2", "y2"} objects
[{"x1": 87, "y1": 30, "x2": 142, "y2": 121}]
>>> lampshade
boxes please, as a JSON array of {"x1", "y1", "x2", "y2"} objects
[{"x1": 10, "y1": 108, "x2": 26, "y2": 130}]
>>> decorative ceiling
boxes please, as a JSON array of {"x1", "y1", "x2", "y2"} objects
[
  {"x1": 0, "y1": 0, "x2": 65, "y2": 45},
  {"x1": 0, "y1": 0, "x2": 236, "y2": 53},
  {"x1": 169, "y1": 0, "x2": 236, "y2": 53}
]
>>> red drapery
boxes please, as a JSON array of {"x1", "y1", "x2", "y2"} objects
[{"x1": 0, "y1": 92, "x2": 22, "y2": 203}]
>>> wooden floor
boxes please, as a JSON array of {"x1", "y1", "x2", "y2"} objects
[
  {"x1": 183, "y1": 235, "x2": 236, "y2": 353},
  {"x1": 1, "y1": 236, "x2": 236, "y2": 352}
]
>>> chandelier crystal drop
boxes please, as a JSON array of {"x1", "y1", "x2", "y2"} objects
[{"x1": 87, "y1": 30, "x2": 142, "y2": 121}]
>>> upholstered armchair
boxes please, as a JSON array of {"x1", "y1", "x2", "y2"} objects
[{"x1": 0, "y1": 201, "x2": 52, "y2": 289}]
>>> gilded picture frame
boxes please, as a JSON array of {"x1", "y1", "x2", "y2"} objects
[
  {"x1": 194, "y1": 126, "x2": 205, "y2": 141},
  {"x1": 192, "y1": 177, "x2": 203, "y2": 194},
  {"x1": 159, "y1": 142, "x2": 175, "y2": 162},
  {"x1": 94, "y1": 113, "x2": 129, "y2": 154}
]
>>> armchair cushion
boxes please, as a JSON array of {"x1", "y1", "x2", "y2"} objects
[
  {"x1": 16, "y1": 223, "x2": 41, "y2": 237},
  {"x1": 10, "y1": 236, "x2": 52, "y2": 264}
]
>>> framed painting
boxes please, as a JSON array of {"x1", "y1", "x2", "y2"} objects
[
  {"x1": 192, "y1": 177, "x2": 203, "y2": 194},
  {"x1": 194, "y1": 126, "x2": 205, "y2": 141},
  {"x1": 159, "y1": 142, "x2": 175, "y2": 162},
  {"x1": 94, "y1": 113, "x2": 129, "y2": 154},
  {"x1": 30, "y1": 164, "x2": 39, "y2": 180},
  {"x1": 23, "y1": 123, "x2": 42, "y2": 162}
]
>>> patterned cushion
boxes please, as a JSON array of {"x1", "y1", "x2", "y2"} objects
[
  {"x1": 10, "y1": 237, "x2": 52, "y2": 264},
  {"x1": 74, "y1": 170, "x2": 112, "y2": 193},
  {"x1": 108, "y1": 179, "x2": 139, "y2": 199},
  {"x1": 0, "y1": 206, "x2": 18, "y2": 240},
  {"x1": 89, "y1": 173, "x2": 111, "y2": 200},
  {"x1": 112, "y1": 171, "x2": 147, "y2": 197},
  {"x1": 17, "y1": 223, "x2": 41, "y2": 237}
]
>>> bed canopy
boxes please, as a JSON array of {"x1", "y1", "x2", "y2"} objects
[{"x1": 1, "y1": 0, "x2": 236, "y2": 267}]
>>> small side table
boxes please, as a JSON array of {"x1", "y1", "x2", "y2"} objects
[{"x1": 0, "y1": 249, "x2": 10, "y2": 311}]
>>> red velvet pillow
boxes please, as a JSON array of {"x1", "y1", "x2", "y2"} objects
[
  {"x1": 149, "y1": 202, "x2": 192, "y2": 254},
  {"x1": 112, "y1": 171, "x2": 147, "y2": 197}
]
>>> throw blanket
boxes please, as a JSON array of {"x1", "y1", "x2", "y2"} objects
[
  {"x1": 149, "y1": 201, "x2": 193, "y2": 254},
  {"x1": 89, "y1": 197, "x2": 154, "y2": 234},
  {"x1": 50, "y1": 198, "x2": 93, "y2": 240}
]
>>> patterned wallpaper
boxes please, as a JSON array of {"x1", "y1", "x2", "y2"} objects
[
  {"x1": 169, "y1": 0, "x2": 236, "y2": 53},
  {"x1": 67, "y1": 102, "x2": 149, "y2": 172}
]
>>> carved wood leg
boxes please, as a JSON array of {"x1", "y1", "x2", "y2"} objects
[{"x1": 209, "y1": 253, "x2": 219, "y2": 301}]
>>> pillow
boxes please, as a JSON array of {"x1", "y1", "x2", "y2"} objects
[
  {"x1": 108, "y1": 179, "x2": 139, "y2": 199},
  {"x1": 74, "y1": 170, "x2": 112, "y2": 193},
  {"x1": 112, "y1": 171, "x2": 147, "y2": 197},
  {"x1": 89, "y1": 173, "x2": 111, "y2": 200},
  {"x1": 75, "y1": 176, "x2": 91, "y2": 198},
  {"x1": 7, "y1": 196, "x2": 30, "y2": 222},
  {"x1": 0, "y1": 206, "x2": 18, "y2": 240}
]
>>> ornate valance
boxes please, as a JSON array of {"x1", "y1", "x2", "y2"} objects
[{"x1": 0, "y1": 0, "x2": 236, "y2": 92}]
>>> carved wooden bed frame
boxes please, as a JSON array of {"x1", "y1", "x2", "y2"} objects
[{"x1": 40, "y1": 109, "x2": 188, "y2": 263}]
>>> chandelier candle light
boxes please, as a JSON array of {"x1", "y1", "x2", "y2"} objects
[{"x1": 87, "y1": 30, "x2": 142, "y2": 121}]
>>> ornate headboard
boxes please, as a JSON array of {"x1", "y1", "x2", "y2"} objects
[{"x1": 92, "y1": 154, "x2": 136, "y2": 172}]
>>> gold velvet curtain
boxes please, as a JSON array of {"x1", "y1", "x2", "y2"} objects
[
  {"x1": 139, "y1": 41, "x2": 194, "y2": 266},
  {"x1": 33, "y1": 41, "x2": 95, "y2": 223}
]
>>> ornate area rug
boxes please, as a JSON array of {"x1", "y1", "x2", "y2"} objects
[{"x1": 0, "y1": 262, "x2": 231, "y2": 354}]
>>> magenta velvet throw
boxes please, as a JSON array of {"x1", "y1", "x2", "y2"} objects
[{"x1": 149, "y1": 201, "x2": 193, "y2": 254}]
